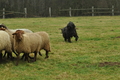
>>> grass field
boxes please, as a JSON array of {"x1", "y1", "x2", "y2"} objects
[{"x1": 0, "y1": 16, "x2": 120, "y2": 80}]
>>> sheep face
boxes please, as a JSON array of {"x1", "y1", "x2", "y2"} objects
[{"x1": 12, "y1": 30, "x2": 25, "y2": 41}]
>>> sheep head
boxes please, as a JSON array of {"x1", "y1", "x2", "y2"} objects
[
  {"x1": 0, "y1": 27, "x2": 6, "y2": 31},
  {"x1": 12, "y1": 30, "x2": 25, "y2": 41},
  {"x1": 0, "y1": 24, "x2": 8, "y2": 29}
]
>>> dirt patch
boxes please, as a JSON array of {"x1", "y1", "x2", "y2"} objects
[
  {"x1": 115, "y1": 36, "x2": 120, "y2": 38},
  {"x1": 99, "y1": 62, "x2": 120, "y2": 67}
]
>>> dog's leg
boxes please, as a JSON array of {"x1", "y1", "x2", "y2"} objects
[{"x1": 68, "y1": 38, "x2": 72, "y2": 43}]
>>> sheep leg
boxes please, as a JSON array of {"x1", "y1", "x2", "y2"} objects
[
  {"x1": 22, "y1": 53, "x2": 30, "y2": 62},
  {"x1": 25, "y1": 53, "x2": 29, "y2": 63},
  {"x1": 13, "y1": 51, "x2": 18, "y2": 56},
  {"x1": 45, "y1": 51, "x2": 49, "y2": 59},
  {"x1": 0, "y1": 53, "x2": 2, "y2": 60},
  {"x1": 39, "y1": 52, "x2": 42, "y2": 56},
  {"x1": 4, "y1": 51, "x2": 14, "y2": 60},
  {"x1": 34, "y1": 52, "x2": 37, "y2": 61},
  {"x1": 28, "y1": 56, "x2": 34, "y2": 59},
  {"x1": 21, "y1": 53, "x2": 34, "y2": 60},
  {"x1": 24, "y1": 54, "x2": 27, "y2": 61},
  {"x1": 8, "y1": 52, "x2": 14, "y2": 60},
  {"x1": 3, "y1": 51, "x2": 9, "y2": 58},
  {"x1": 21, "y1": 54, "x2": 25, "y2": 60},
  {"x1": 3, "y1": 51, "x2": 7, "y2": 58},
  {"x1": 16, "y1": 53, "x2": 20, "y2": 66}
]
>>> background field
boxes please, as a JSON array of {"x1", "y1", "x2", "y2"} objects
[{"x1": 0, "y1": 16, "x2": 120, "y2": 80}]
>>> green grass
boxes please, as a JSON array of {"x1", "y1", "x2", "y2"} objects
[{"x1": 0, "y1": 16, "x2": 120, "y2": 80}]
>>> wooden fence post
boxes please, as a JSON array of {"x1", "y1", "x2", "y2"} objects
[
  {"x1": 24, "y1": 8, "x2": 27, "y2": 18},
  {"x1": 112, "y1": 5, "x2": 114, "y2": 16},
  {"x1": 69, "y1": 7, "x2": 72, "y2": 17},
  {"x1": 92, "y1": 6, "x2": 94, "y2": 16},
  {"x1": 49, "y1": 7, "x2": 51, "y2": 17},
  {"x1": 3, "y1": 8, "x2": 5, "y2": 19}
]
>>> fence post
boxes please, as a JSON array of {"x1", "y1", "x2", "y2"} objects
[
  {"x1": 112, "y1": 5, "x2": 114, "y2": 16},
  {"x1": 3, "y1": 8, "x2": 5, "y2": 19},
  {"x1": 92, "y1": 6, "x2": 94, "y2": 16},
  {"x1": 24, "y1": 8, "x2": 27, "y2": 18},
  {"x1": 49, "y1": 7, "x2": 51, "y2": 17},
  {"x1": 69, "y1": 7, "x2": 72, "y2": 17}
]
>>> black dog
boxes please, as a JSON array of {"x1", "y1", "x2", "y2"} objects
[{"x1": 61, "y1": 21, "x2": 79, "y2": 42}]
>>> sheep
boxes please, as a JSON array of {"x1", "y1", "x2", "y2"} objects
[
  {"x1": 0, "y1": 24, "x2": 33, "y2": 57},
  {"x1": 0, "y1": 24, "x2": 33, "y2": 33},
  {"x1": 21, "y1": 31, "x2": 50, "y2": 61},
  {"x1": 10, "y1": 29, "x2": 33, "y2": 33},
  {"x1": 12, "y1": 30, "x2": 42, "y2": 65},
  {"x1": 61, "y1": 21, "x2": 79, "y2": 43},
  {"x1": 0, "y1": 30, "x2": 13, "y2": 60},
  {"x1": 35, "y1": 31, "x2": 51, "y2": 58},
  {"x1": 0, "y1": 26, "x2": 18, "y2": 56}
]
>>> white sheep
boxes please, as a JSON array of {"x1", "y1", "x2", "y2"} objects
[
  {"x1": 0, "y1": 24, "x2": 33, "y2": 33},
  {"x1": 21, "y1": 31, "x2": 51, "y2": 60},
  {"x1": 0, "y1": 30, "x2": 13, "y2": 59},
  {"x1": 0, "y1": 24, "x2": 33, "y2": 57},
  {"x1": 12, "y1": 30, "x2": 42, "y2": 65},
  {"x1": 36, "y1": 31, "x2": 51, "y2": 58},
  {"x1": 10, "y1": 29, "x2": 33, "y2": 33}
]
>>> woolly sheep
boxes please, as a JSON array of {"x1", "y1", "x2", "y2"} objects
[
  {"x1": 10, "y1": 29, "x2": 33, "y2": 33},
  {"x1": 0, "y1": 30, "x2": 13, "y2": 59},
  {"x1": 0, "y1": 24, "x2": 33, "y2": 57},
  {"x1": 0, "y1": 24, "x2": 33, "y2": 33},
  {"x1": 12, "y1": 30, "x2": 42, "y2": 65},
  {"x1": 21, "y1": 31, "x2": 50, "y2": 60},
  {"x1": 35, "y1": 31, "x2": 51, "y2": 59}
]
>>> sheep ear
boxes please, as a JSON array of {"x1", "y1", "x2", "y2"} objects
[
  {"x1": 12, "y1": 33, "x2": 16, "y2": 35},
  {"x1": 0, "y1": 27, "x2": 6, "y2": 31}
]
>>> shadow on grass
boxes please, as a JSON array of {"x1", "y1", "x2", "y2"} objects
[{"x1": 0, "y1": 57, "x2": 38, "y2": 66}]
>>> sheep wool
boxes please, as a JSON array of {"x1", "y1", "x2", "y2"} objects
[
  {"x1": 36, "y1": 31, "x2": 50, "y2": 51},
  {"x1": 12, "y1": 30, "x2": 42, "y2": 65},
  {"x1": 14, "y1": 33, "x2": 42, "y2": 53},
  {"x1": 0, "y1": 31, "x2": 12, "y2": 51},
  {"x1": 21, "y1": 31, "x2": 51, "y2": 60},
  {"x1": 0, "y1": 26, "x2": 33, "y2": 57},
  {"x1": 10, "y1": 29, "x2": 33, "y2": 33},
  {"x1": 0, "y1": 30, "x2": 12, "y2": 59}
]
